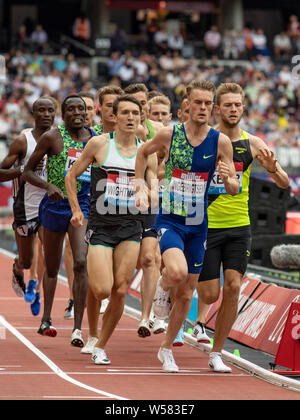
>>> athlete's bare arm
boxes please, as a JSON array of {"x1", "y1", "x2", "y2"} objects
[
  {"x1": 250, "y1": 135, "x2": 290, "y2": 189},
  {"x1": 217, "y1": 133, "x2": 240, "y2": 196},
  {"x1": 0, "y1": 134, "x2": 27, "y2": 181},
  {"x1": 65, "y1": 134, "x2": 109, "y2": 227},
  {"x1": 23, "y1": 128, "x2": 64, "y2": 200}
]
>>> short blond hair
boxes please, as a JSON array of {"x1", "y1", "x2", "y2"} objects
[
  {"x1": 216, "y1": 83, "x2": 245, "y2": 105},
  {"x1": 149, "y1": 95, "x2": 171, "y2": 112},
  {"x1": 98, "y1": 85, "x2": 124, "y2": 105},
  {"x1": 186, "y1": 79, "x2": 216, "y2": 98}
]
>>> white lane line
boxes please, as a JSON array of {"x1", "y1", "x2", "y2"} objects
[{"x1": 0, "y1": 315, "x2": 128, "y2": 400}]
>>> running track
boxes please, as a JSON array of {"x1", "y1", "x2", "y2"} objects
[{"x1": 0, "y1": 252, "x2": 299, "y2": 401}]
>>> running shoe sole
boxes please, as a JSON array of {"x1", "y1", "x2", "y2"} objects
[{"x1": 138, "y1": 325, "x2": 151, "y2": 338}]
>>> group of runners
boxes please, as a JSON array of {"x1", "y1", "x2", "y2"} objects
[{"x1": 0, "y1": 78, "x2": 290, "y2": 373}]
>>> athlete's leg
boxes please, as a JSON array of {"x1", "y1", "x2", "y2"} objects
[
  {"x1": 64, "y1": 234, "x2": 74, "y2": 301},
  {"x1": 42, "y1": 228, "x2": 65, "y2": 321},
  {"x1": 67, "y1": 219, "x2": 88, "y2": 332},
  {"x1": 14, "y1": 230, "x2": 36, "y2": 274},
  {"x1": 29, "y1": 235, "x2": 39, "y2": 280},
  {"x1": 96, "y1": 241, "x2": 140, "y2": 349},
  {"x1": 139, "y1": 237, "x2": 161, "y2": 322},
  {"x1": 161, "y1": 273, "x2": 197, "y2": 349},
  {"x1": 212, "y1": 269, "x2": 242, "y2": 353},
  {"x1": 87, "y1": 245, "x2": 114, "y2": 339}
]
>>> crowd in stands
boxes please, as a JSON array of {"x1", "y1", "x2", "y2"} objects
[{"x1": 1, "y1": 14, "x2": 300, "y2": 161}]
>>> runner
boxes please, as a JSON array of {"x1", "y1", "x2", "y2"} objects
[
  {"x1": 135, "y1": 79, "x2": 239, "y2": 372},
  {"x1": 0, "y1": 97, "x2": 56, "y2": 304},
  {"x1": 148, "y1": 95, "x2": 172, "y2": 127},
  {"x1": 65, "y1": 94, "x2": 158, "y2": 365},
  {"x1": 124, "y1": 83, "x2": 165, "y2": 338},
  {"x1": 23, "y1": 95, "x2": 95, "y2": 347},
  {"x1": 79, "y1": 86, "x2": 124, "y2": 355},
  {"x1": 63, "y1": 92, "x2": 97, "y2": 320},
  {"x1": 196, "y1": 82, "x2": 290, "y2": 372}
]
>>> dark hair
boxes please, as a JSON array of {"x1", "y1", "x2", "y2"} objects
[
  {"x1": 32, "y1": 96, "x2": 58, "y2": 112},
  {"x1": 112, "y1": 94, "x2": 142, "y2": 115},
  {"x1": 78, "y1": 92, "x2": 95, "y2": 102},
  {"x1": 61, "y1": 94, "x2": 86, "y2": 115},
  {"x1": 124, "y1": 83, "x2": 148, "y2": 95}
]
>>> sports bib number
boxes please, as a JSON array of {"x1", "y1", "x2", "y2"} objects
[
  {"x1": 208, "y1": 162, "x2": 243, "y2": 195},
  {"x1": 104, "y1": 173, "x2": 136, "y2": 208},
  {"x1": 168, "y1": 168, "x2": 208, "y2": 218},
  {"x1": 64, "y1": 148, "x2": 91, "y2": 183}
]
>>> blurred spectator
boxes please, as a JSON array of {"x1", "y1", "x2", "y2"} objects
[
  {"x1": 167, "y1": 30, "x2": 184, "y2": 52},
  {"x1": 107, "y1": 51, "x2": 123, "y2": 78},
  {"x1": 118, "y1": 58, "x2": 135, "y2": 84},
  {"x1": 252, "y1": 28, "x2": 270, "y2": 57},
  {"x1": 273, "y1": 31, "x2": 291, "y2": 58},
  {"x1": 223, "y1": 30, "x2": 238, "y2": 59},
  {"x1": 287, "y1": 14, "x2": 300, "y2": 54},
  {"x1": 73, "y1": 13, "x2": 91, "y2": 43},
  {"x1": 30, "y1": 24, "x2": 48, "y2": 53},
  {"x1": 154, "y1": 23, "x2": 169, "y2": 52},
  {"x1": 110, "y1": 25, "x2": 128, "y2": 53},
  {"x1": 204, "y1": 25, "x2": 222, "y2": 57},
  {"x1": 16, "y1": 24, "x2": 29, "y2": 49}
]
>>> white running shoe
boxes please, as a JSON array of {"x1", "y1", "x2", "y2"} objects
[
  {"x1": 149, "y1": 310, "x2": 155, "y2": 329},
  {"x1": 153, "y1": 277, "x2": 171, "y2": 320},
  {"x1": 158, "y1": 347, "x2": 179, "y2": 373},
  {"x1": 70, "y1": 329, "x2": 84, "y2": 348},
  {"x1": 100, "y1": 298, "x2": 109, "y2": 314},
  {"x1": 138, "y1": 319, "x2": 151, "y2": 338},
  {"x1": 208, "y1": 352, "x2": 232, "y2": 373},
  {"x1": 192, "y1": 322, "x2": 210, "y2": 344},
  {"x1": 81, "y1": 336, "x2": 98, "y2": 354},
  {"x1": 152, "y1": 318, "x2": 166, "y2": 334},
  {"x1": 92, "y1": 347, "x2": 111, "y2": 365}
]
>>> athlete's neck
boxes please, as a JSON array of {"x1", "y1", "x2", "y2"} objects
[
  {"x1": 32, "y1": 126, "x2": 51, "y2": 142},
  {"x1": 184, "y1": 120, "x2": 210, "y2": 144},
  {"x1": 102, "y1": 120, "x2": 116, "y2": 133},
  {"x1": 114, "y1": 128, "x2": 136, "y2": 146},
  {"x1": 217, "y1": 122, "x2": 242, "y2": 142},
  {"x1": 65, "y1": 125, "x2": 86, "y2": 140}
]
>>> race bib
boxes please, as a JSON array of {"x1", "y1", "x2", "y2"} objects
[
  {"x1": 208, "y1": 162, "x2": 243, "y2": 195},
  {"x1": 64, "y1": 148, "x2": 91, "y2": 183},
  {"x1": 170, "y1": 168, "x2": 207, "y2": 203},
  {"x1": 104, "y1": 173, "x2": 136, "y2": 208}
]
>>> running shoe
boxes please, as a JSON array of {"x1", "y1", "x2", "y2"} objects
[
  {"x1": 208, "y1": 352, "x2": 232, "y2": 373},
  {"x1": 24, "y1": 280, "x2": 38, "y2": 303},
  {"x1": 92, "y1": 347, "x2": 111, "y2": 365},
  {"x1": 37, "y1": 318, "x2": 57, "y2": 337},
  {"x1": 192, "y1": 322, "x2": 210, "y2": 344},
  {"x1": 157, "y1": 347, "x2": 179, "y2": 373},
  {"x1": 99, "y1": 298, "x2": 109, "y2": 314},
  {"x1": 149, "y1": 309, "x2": 155, "y2": 328},
  {"x1": 70, "y1": 329, "x2": 84, "y2": 348},
  {"x1": 81, "y1": 336, "x2": 98, "y2": 354},
  {"x1": 30, "y1": 292, "x2": 40, "y2": 316},
  {"x1": 173, "y1": 328, "x2": 184, "y2": 347},
  {"x1": 12, "y1": 263, "x2": 26, "y2": 297},
  {"x1": 152, "y1": 318, "x2": 166, "y2": 334},
  {"x1": 137, "y1": 319, "x2": 151, "y2": 338},
  {"x1": 153, "y1": 277, "x2": 171, "y2": 320},
  {"x1": 64, "y1": 299, "x2": 74, "y2": 319}
]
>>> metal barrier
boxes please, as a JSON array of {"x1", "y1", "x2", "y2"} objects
[{"x1": 246, "y1": 263, "x2": 300, "y2": 290}]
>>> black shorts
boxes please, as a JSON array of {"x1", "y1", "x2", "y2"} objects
[
  {"x1": 141, "y1": 213, "x2": 157, "y2": 240},
  {"x1": 12, "y1": 217, "x2": 40, "y2": 237},
  {"x1": 198, "y1": 225, "x2": 252, "y2": 282},
  {"x1": 85, "y1": 220, "x2": 143, "y2": 249}
]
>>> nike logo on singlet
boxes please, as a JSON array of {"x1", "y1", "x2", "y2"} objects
[{"x1": 203, "y1": 154, "x2": 214, "y2": 159}]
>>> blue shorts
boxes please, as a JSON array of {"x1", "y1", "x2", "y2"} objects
[
  {"x1": 154, "y1": 214, "x2": 207, "y2": 274},
  {"x1": 39, "y1": 193, "x2": 90, "y2": 233}
]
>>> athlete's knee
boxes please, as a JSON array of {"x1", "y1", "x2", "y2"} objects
[
  {"x1": 140, "y1": 250, "x2": 156, "y2": 270},
  {"x1": 91, "y1": 285, "x2": 110, "y2": 302},
  {"x1": 73, "y1": 256, "x2": 87, "y2": 275},
  {"x1": 166, "y1": 266, "x2": 188, "y2": 287},
  {"x1": 223, "y1": 278, "x2": 241, "y2": 300},
  {"x1": 111, "y1": 281, "x2": 127, "y2": 303},
  {"x1": 198, "y1": 286, "x2": 220, "y2": 305}
]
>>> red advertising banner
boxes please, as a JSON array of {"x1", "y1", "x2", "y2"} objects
[{"x1": 205, "y1": 276, "x2": 300, "y2": 356}]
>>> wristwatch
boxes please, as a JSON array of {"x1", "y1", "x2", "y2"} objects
[{"x1": 20, "y1": 165, "x2": 25, "y2": 174}]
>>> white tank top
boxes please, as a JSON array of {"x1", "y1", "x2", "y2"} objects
[{"x1": 13, "y1": 129, "x2": 47, "y2": 222}]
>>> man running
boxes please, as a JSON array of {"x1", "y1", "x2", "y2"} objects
[
  {"x1": 124, "y1": 83, "x2": 165, "y2": 338},
  {"x1": 0, "y1": 97, "x2": 56, "y2": 301},
  {"x1": 65, "y1": 94, "x2": 157, "y2": 364},
  {"x1": 135, "y1": 79, "x2": 239, "y2": 372},
  {"x1": 196, "y1": 83, "x2": 290, "y2": 372},
  {"x1": 23, "y1": 95, "x2": 95, "y2": 346}
]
